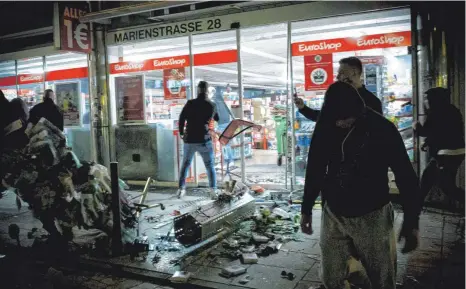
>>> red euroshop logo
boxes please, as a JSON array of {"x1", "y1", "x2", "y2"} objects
[
  {"x1": 19, "y1": 74, "x2": 43, "y2": 84},
  {"x1": 114, "y1": 63, "x2": 145, "y2": 71},
  {"x1": 153, "y1": 57, "x2": 186, "y2": 67}
]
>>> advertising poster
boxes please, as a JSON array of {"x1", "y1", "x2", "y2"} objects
[
  {"x1": 115, "y1": 76, "x2": 145, "y2": 123},
  {"x1": 304, "y1": 54, "x2": 333, "y2": 91},
  {"x1": 57, "y1": 2, "x2": 91, "y2": 53},
  {"x1": 55, "y1": 82, "x2": 81, "y2": 127},
  {"x1": 163, "y1": 68, "x2": 187, "y2": 100}
]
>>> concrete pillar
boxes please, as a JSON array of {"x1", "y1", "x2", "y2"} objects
[{"x1": 88, "y1": 23, "x2": 112, "y2": 167}]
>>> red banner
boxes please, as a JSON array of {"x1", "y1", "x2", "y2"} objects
[
  {"x1": 115, "y1": 76, "x2": 145, "y2": 123},
  {"x1": 109, "y1": 50, "x2": 237, "y2": 74},
  {"x1": 163, "y1": 68, "x2": 187, "y2": 100},
  {"x1": 304, "y1": 54, "x2": 333, "y2": 91},
  {"x1": 292, "y1": 31, "x2": 411, "y2": 57},
  {"x1": 0, "y1": 76, "x2": 16, "y2": 87},
  {"x1": 58, "y1": 2, "x2": 91, "y2": 53}
]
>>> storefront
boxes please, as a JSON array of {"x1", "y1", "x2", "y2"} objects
[
  {"x1": 104, "y1": 3, "x2": 416, "y2": 190},
  {"x1": 0, "y1": 53, "x2": 92, "y2": 160}
]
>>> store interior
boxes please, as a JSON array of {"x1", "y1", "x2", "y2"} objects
[{"x1": 107, "y1": 8, "x2": 413, "y2": 189}]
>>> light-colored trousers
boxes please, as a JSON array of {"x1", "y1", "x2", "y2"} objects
[{"x1": 320, "y1": 203, "x2": 397, "y2": 289}]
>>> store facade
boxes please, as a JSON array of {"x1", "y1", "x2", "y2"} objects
[{"x1": 102, "y1": 2, "x2": 420, "y2": 190}]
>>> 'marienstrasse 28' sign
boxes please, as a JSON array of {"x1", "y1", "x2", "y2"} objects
[{"x1": 111, "y1": 18, "x2": 225, "y2": 44}]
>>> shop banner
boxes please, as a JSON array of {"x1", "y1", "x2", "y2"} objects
[
  {"x1": 110, "y1": 55, "x2": 189, "y2": 74},
  {"x1": 115, "y1": 76, "x2": 145, "y2": 123},
  {"x1": 304, "y1": 54, "x2": 333, "y2": 91},
  {"x1": 163, "y1": 68, "x2": 187, "y2": 100},
  {"x1": 109, "y1": 50, "x2": 236, "y2": 74},
  {"x1": 57, "y1": 2, "x2": 91, "y2": 53},
  {"x1": 292, "y1": 31, "x2": 411, "y2": 57},
  {"x1": 55, "y1": 82, "x2": 81, "y2": 127},
  {"x1": 18, "y1": 74, "x2": 44, "y2": 85}
]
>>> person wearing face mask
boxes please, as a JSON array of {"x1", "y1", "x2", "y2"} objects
[
  {"x1": 300, "y1": 81, "x2": 423, "y2": 289},
  {"x1": 294, "y1": 57, "x2": 382, "y2": 121},
  {"x1": 414, "y1": 87, "x2": 465, "y2": 205}
]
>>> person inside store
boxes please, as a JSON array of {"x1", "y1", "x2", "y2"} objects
[
  {"x1": 177, "y1": 81, "x2": 220, "y2": 199},
  {"x1": 28, "y1": 89, "x2": 64, "y2": 131},
  {"x1": 299, "y1": 80, "x2": 423, "y2": 289},
  {"x1": 413, "y1": 87, "x2": 465, "y2": 206},
  {"x1": 294, "y1": 57, "x2": 383, "y2": 120}
]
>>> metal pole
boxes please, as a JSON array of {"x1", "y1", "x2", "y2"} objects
[
  {"x1": 411, "y1": 7, "x2": 421, "y2": 175},
  {"x1": 14, "y1": 60, "x2": 18, "y2": 98},
  {"x1": 188, "y1": 34, "x2": 199, "y2": 186},
  {"x1": 42, "y1": 56, "x2": 46, "y2": 93},
  {"x1": 287, "y1": 21, "x2": 296, "y2": 190},
  {"x1": 110, "y1": 162, "x2": 122, "y2": 256},
  {"x1": 236, "y1": 27, "x2": 246, "y2": 183}
]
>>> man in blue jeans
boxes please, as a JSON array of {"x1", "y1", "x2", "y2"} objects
[{"x1": 177, "y1": 81, "x2": 219, "y2": 199}]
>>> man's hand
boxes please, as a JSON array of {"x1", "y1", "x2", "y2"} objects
[
  {"x1": 294, "y1": 97, "x2": 305, "y2": 110},
  {"x1": 398, "y1": 224, "x2": 419, "y2": 254},
  {"x1": 300, "y1": 213, "x2": 313, "y2": 235},
  {"x1": 412, "y1": 121, "x2": 419, "y2": 131}
]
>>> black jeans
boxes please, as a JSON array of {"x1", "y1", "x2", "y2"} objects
[{"x1": 421, "y1": 155, "x2": 465, "y2": 204}]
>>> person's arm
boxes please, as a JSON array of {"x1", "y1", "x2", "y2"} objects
[
  {"x1": 27, "y1": 106, "x2": 38, "y2": 126},
  {"x1": 178, "y1": 101, "x2": 190, "y2": 137},
  {"x1": 212, "y1": 103, "x2": 219, "y2": 122},
  {"x1": 58, "y1": 109, "x2": 64, "y2": 131},
  {"x1": 388, "y1": 125, "x2": 423, "y2": 230},
  {"x1": 414, "y1": 118, "x2": 430, "y2": 137},
  {"x1": 299, "y1": 106, "x2": 320, "y2": 122}
]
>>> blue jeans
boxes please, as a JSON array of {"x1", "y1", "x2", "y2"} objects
[{"x1": 179, "y1": 141, "x2": 217, "y2": 189}]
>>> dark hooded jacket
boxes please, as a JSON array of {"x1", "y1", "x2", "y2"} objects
[
  {"x1": 302, "y1": 81, "x2": 422, "y2": 228},
  {"x1": 28, "y1": 98, "x2": 64, "y2": 131},
  {"x1": 298, "y1": 85, "x2": 383, "y2": 121},
  {"x1": 416, "y1": 88, "x2": 465, "y2": 157}
]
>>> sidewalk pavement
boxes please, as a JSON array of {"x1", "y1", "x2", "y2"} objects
[{"x1": 0, "y1": 189, "x2": 464, "y2": 289}]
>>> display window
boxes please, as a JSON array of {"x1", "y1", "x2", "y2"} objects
[
  {"x1": 17, "y1": 57, "x2": 44, "y2": 110},
  {"x1": 192, "y1": 30, "x2": 240, "y2": 185},
  {"x1": 291, "y1": 8, "x2": 413, "y2": 185},
  {"x1": 0, "y1": 60, "x2": 17, "y2": 100},
  {"x1": 0, "y1": 52, "x2": 91, "y2": 160},
  {"x1": 46, "y1": 53, "x2": 90, "y2": 127}
]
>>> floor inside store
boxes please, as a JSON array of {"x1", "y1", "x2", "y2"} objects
[{"x1": 0, "y1": 188, "x2": 464, "y2": 289}]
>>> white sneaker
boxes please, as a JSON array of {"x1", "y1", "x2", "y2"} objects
[
  {"x1": 209, "y1": 188, "x2": 220, "y2": 200},
  {"x1": 177, "y1": 188, "x2": 186, "y2": 199}
]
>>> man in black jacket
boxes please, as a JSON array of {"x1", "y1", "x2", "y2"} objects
[
  {"x1": 178, "y1": 81, "x2": 219, "y2": 199},
  {"x1": 294, "y1": 57, "x2": 383, "y2": 121},
  {"x1": 414, "y1": 87, "x2": 465, "y2": 204},
  {"x1": 28, "y1": 89, "x2": 64, "y2": 131},
  {"x1": 300, "y1": 81, "x2": 422, "y2": 289}
]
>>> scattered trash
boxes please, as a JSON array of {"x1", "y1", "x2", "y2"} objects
[
  {"x1": 170, "y1": 271, "x2": 192, "y2": 283},
  {"x1": 281, "y1": 270, "x2": 296, "y2": 281},
  {"x1": 238, "y1": 275, "x2": 253, "y2": 284},
  {"x1": 220, "y1": 265, "x2": 247, "y2": 278},
  {"x1": 241, "y1": 253, "x2": 259, "y2": 264},
  {"x1": 240, "y1": 245, "x2": 256, "y2": 253},
  {"x1": 252, "y1": 234, "x2": 269, "y2": 243},
  {"x1": 272, "y1": 207, "x2": 290, "y2": 219}
]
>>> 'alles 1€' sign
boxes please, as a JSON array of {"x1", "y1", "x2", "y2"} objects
[{"x1": 57, "y1": 2, "x2": 91, "y2": 53}]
